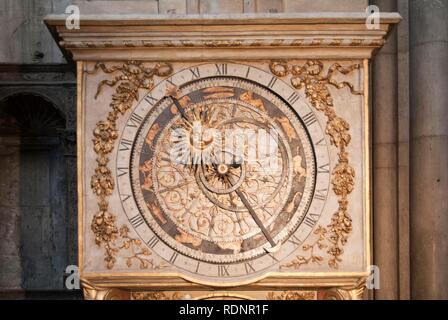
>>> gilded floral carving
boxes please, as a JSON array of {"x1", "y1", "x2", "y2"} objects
[
  {"x1": 267, "y1": 291, "x2": 316, "y2": 300},
  {"x1": 280, "y1": 226, "x2": 327, "y2": 269},
  {"x1": 270, "y1": 60, "x2": 363, "y2": 269},
  {"x1": 88, "y1": 61, "x2": 173, "y2": 269},
  {"x1": 132, "y1": 291, "x2": 183, "y2": 300}
]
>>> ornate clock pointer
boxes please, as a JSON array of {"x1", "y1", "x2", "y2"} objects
[
  {"x1": 165, "y1": 85, "x2": 192, "y2": 125},
  {"x1": 226, "y1": 170, "x2": 281, "y2": 253}
]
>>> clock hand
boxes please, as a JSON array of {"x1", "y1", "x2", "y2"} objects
[
  {"x1": 169, "y1": 94, "x2": 191, "y2": 125},
  {"x1": 165, "y1": 85, "x2": 193, "y2": 127},
  {"x1": 226, "y1": 174, "x2": 281, "y2": 253}
]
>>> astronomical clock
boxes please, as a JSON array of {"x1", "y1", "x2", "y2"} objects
[{"x1": 46, "y1": 13, "x2": 400, "y2": 300}]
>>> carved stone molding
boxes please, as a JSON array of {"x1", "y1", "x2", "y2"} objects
[
  {"x1": 45, "y1": 13, "x2": 401, "y2": 60},
  {"x1": 0, "y1": 64, "x2": 75, "y2": 85}
]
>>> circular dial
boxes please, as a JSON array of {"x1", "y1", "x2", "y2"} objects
[
  {"x1": 131, "y1": 76, "x2": 314, "y2": 263},
  {"x1": 117, "y1": 63, "x2": 330, "y2": 283}
]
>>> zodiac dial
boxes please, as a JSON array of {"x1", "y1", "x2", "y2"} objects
[{"x1": 116, "y1": 63, "x2": 330, "y2": 283}]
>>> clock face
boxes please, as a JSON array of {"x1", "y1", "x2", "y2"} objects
[{"x1": 116, "y1": 63, "x2": 330, "y2": 283}]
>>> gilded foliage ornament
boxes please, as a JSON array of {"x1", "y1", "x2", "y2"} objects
[
  {"x1": 280, "y1": 226, "x2": 327, "y2": 269},
  {"x1": 267, "y1": 291, "x2": 316, "y2": 300},
  {"x1": 88, "y1": 61, "x2": 173, "y2": 269},
  {"x1": 132, "y1": 291, "x2": 183, "y2": 300},
  {"x1": 270, "y1": 60, "x2": 363, "y2": 269}
]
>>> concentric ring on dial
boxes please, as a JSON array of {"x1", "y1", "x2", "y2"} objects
[{"x1": 130, "y1": 76, "x2": 317, "y2": 264}]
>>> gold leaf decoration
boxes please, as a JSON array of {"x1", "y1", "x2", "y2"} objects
[
  {"x1": 267, "y1": 291, "x2": 316, "y2": 300},
  {"x1": 323, "y1": 280, "x2": 366, "y2": 300},
  {"x1": 270, "y1": 60, "x2": 363, "y2": 269},
  {"x1": 88, "y1": 61, "x2": 173, "y2": 269},
  {"x1": 280, "y1": 226, "x2": 327, "y2": 269},
  {"x1": 132, "y1": 291, "x2": 183, "y2": 300}
]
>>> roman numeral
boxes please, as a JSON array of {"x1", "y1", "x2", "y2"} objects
[
  {"x1": 117, "y1": 167, "x2": 129, "y2": 177},
  {"x1": 287, "y1": 92, "x2": 300, "y2": 105},
  {"x1": 147, "y1": 236, "x2": 159, "y2": 248},
  {"x1": 303, "y1": 213, "x2": 320, "y2": 228},
  {"x1": 215, "y1": 63, "x2": 228, "y2": 75},
  {"x1": 288, "y1": 234, "x2": 302, "y2": 247},
  {"x1": 119, "y1": 138, "x2": 133, "y2": 151},
  {"x1": 267, "y1": 76, "x2": 277, "y2": 89},
  {"x1": 126, "y1": 113, "x2": 143, "y2": 128},
  {"x1": 169, "y1": 252, "x2": 179, "y2": 264},
  {"x1": 166, "y1": 77, "x2": 176, "y2": 87},
  {"x1": 245, "y1": 66, "x2": 251, "y2": 78},
  {"x1": 129, "y1": 215, "x2": 144, "y2": 228},
  {"x1": 189, "y1": 67, "x2": 200, "y2": 79},
  {"x1": 267, "y1": 252, "x2": 279, "y2": 263},
  {"x1": 314, "y1": 188, "x2": 328, "y2": 201},
  {"x1": 302, "y1": 111, "x2": 317, "y2": 127},
  {"x1": 194, "y1": 261, "x2": 201, "y2": 273},
  {"x1": 244, "y1": 262, "x2": 256, "y2": 274},
  {"x1": 218, "y1": 265, "x2": 230, "y2": 277},
  {"x1": 120, "y1": 194, "x2": 132, "y2": 202},
  {"x1": 144, "y1": 94, "x2": 158, "y2": 106},
  {"x1": 318, "y1": 163, "x2": 330, "y2": 174},
  {"x1": 315, "y1": 138, "x2": 327, "y2": 146}
]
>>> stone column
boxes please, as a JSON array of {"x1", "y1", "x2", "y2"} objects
[
  {"x1": 409, "y1": 0, "x2": 448, "y2": 300},
  {"x1": 371, "y1": 0, "x2": 399, "y2": 300}
]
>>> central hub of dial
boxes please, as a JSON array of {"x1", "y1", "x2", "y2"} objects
[{"x1": 217, "y1": 163, "x2": 229, "y2": 175}]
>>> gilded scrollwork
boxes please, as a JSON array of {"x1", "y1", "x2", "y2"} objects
[
  {"x1": 88, "y1": 61, "x2": 173, "y2": 269},
  {"x1": 267, "y1": 291, "x2": 316, "y2": 300},
  {"x1": 270, "y1": 60, "x2": 363, "y2": 269},
  {"x1": 132, "y1": 291, "x2": 183, "y2": 300}
]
